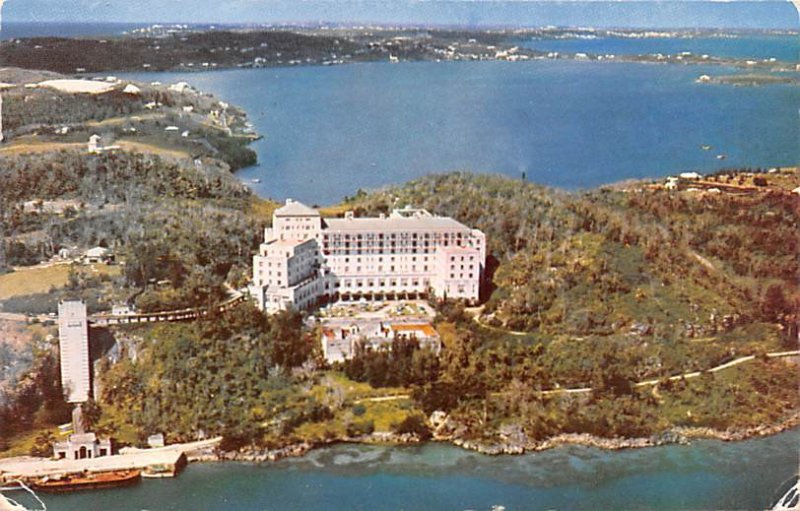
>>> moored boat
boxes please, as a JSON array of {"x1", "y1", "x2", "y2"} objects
[
  {"x1": 142, "y1": 464, "x2": 176, "y2": 478},
  {"x1": 31, "y1": 470, "x2": 141, "y2": 493}
]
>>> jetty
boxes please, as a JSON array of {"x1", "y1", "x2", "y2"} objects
[{"x1": 0, "y1": 438, "x2": 220, "y2": 484}]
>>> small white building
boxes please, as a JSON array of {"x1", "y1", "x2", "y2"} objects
[
  {"x1": 87, "y1": 134, "x2": 102, "y2": 154},
  {"x1": 122, "y1": 83, "x2": 141, "y2": 94},
  {"x1": 84, "y1": 246, "x2": 113, "y2": 264},
  {"x1": 168, "y1": 81, "x2": 191, "y2": 93},
  {"x1": 147, "y1": 433, "x2": 165, "y2": 448},
  {"x1": 679, "y1": 172, "x2": 702, "y2": 180},
  {"x1": 53, "y1": 433, "x2": 112, "y2": 460}
]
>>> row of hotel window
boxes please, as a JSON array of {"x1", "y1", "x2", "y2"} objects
[
  {"x1": 322, "y1": 241, "x2": 478, "y2": 251},
  {"x1": 323, "y1": 232, "x2": 470, "y2": 240}
]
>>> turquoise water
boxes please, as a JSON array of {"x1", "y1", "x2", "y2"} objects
[
  {"x1": 24, "y1": 429, "x2": 799, "y2": 510},
  {"x1": 123, "y1": 58, "x2": 799, "y2": 204},
  {"x1": 520, "y1": 35, "x2": 800, "y2": 62}
]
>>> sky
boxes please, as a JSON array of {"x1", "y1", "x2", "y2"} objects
[{"x1": 3, "y1": 0, "x2": 799, "y2": 29}]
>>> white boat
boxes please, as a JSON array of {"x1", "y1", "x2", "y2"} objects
[
  {"x1": 0, "y1": 481, "x2": 46, "y2": 511},
  {"x1": 250, "y1": 178, "x2": 261, "y2": 183},
  {"x1": 772, "y1": 475, "x2": 800, "y2": 511}
]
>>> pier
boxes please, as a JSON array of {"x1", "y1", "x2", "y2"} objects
[{"x1": 0, "y1": 438, "x2": 220, "y2": 483}]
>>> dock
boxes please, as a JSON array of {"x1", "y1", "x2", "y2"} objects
[{"x1": 0, "y1": 438, "x2": 220, "y2": 483}]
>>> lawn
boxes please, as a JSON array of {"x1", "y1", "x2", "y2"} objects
[{"x1": 0, "y1": 264, "x2": 122, "y2": 301}]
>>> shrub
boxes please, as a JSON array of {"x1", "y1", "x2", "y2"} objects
[
  {"x1": 345, "y1": 420, "x2": 374, "y2": 437},
  {"x1": 392, "y1": 414, "x2": 431, "y2": 440}
]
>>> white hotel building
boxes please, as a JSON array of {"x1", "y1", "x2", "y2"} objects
[{"x1": 251, "y1": 200, "x2": 486, "y2": 314}]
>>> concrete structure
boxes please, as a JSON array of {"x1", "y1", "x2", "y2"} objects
[
  {"x1": 321, "y1": 321, "x2": 441, "y2": 364},
  {"x1": 53, "y1": 433, "x2": 112, "y2": 460},
  {"x1": 87, "y1": 134, "x2": 101, "y2": 154},
  {"x1": 251, "y1": 200, "x2": 486, "y2": 313},
  {"x1": 147, "y1": 434, "x2": 166, "y2": 448},
  {"x1": 84, "y1": 246, "x2": 114, "y2": 264},
  {"x1": 58, "y1": 301, "x2": 91, "y2": 403},
  {"x1": 0, "y1": 439, "x2": 220, "y2": 483}
]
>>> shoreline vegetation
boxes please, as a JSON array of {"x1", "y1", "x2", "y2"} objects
[
  {"x1": 0, "y1": 26, "x2": 797, "y2": 78},
  {"x1": 199, "y1": 413, "x2": 800, "y2": 464},
  {"x1": 0, "y1": 60, "x2": 798, "y2": 468}
]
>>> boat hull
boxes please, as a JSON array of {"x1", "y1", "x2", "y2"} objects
[{"x1": 32, "y1": 470, "x2": 141, "y2": 493}]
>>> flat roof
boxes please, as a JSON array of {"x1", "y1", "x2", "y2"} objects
[
  {"x1": 265, "y1": 238, "x2": 314, "y2": 248},
  {"x1": 324, "y1": 216, "x2": 471, "y2": 233}
]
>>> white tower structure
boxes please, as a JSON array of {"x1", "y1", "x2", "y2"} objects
[{"x1": 58, "y1": 300, "x2": 91, "y2": 403}]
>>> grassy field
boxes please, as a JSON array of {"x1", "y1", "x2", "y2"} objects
[
  {"x1": 117, "y1": 139, "x2": 191, "y2": 159},
  {"x1": 0, "y1": 141, "x2": 85, "y2": 156},
  {"x1": 0, "y1": 264, "x2": 121, "y2": 301}
]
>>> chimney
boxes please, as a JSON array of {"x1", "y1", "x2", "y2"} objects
[{"x1": 285, "y1": 198, "x2": 294, "y2": 205}]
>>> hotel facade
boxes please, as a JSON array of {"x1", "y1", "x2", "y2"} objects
[{"x1": 250, "y1": 200, "x2": 486, "y2": 314}]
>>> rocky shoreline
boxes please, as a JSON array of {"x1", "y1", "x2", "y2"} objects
[{"x1": 188, "y1": 412, "x2": 800, "y2": 463}]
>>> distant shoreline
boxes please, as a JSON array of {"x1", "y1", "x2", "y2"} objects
[{"x1": 1, "y1": 27, "x2": 796, "y2": 76}]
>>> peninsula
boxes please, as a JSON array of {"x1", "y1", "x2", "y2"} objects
[{"x1": 0, "y1": 67, "x2": 798, "y2": 470}]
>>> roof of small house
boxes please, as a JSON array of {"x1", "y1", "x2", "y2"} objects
[
  {"x1": 85, "y1": 246, "x2": 111, "y2": 257},
  {"x1": 390, "y1": 323, "x2": 438, "y2": 337}
]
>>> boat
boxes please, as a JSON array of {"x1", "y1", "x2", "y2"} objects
[
  {"x1": 250, "y1": 178, "x2": 261, "y2": 183},
  {"x1": 716, "y1": 154, "x2": 726, "y2": 160},
  {"x1": 771, "y1": 474, "x2": 800, "y2": 511},
  {"x1": 700, "y1": 144, "x2": 712, "y2": 150},
  {"x1": 142, "y1": 464, "x2": 176, "y2": 478},
  {"x1": 0, "y1": 493, "x2": 29, "y2": 511},
  {"x1": 31, "y1": 470, "x2": 141, "y2": 493},
  {"x1": 0, "y1": 480, "x2": 46, "y2": 511}
]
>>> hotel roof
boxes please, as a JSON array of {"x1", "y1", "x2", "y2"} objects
[
  {"x1": 274, "y1": 199, "x2": 320, "y2": 217},
  {"x1": 323, "y1": 215, "x2": 471, "y2": 232}
]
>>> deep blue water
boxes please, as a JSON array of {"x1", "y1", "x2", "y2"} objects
[
  {"x1": 122, "y1": 59, "x2": 799, "y2": 204},
  {"x1": 22, "y1": 428, "x2": 800, "y2": 510},
  {"x1": 520, "y1": 35, "x2": 800, "y2": 62}
]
